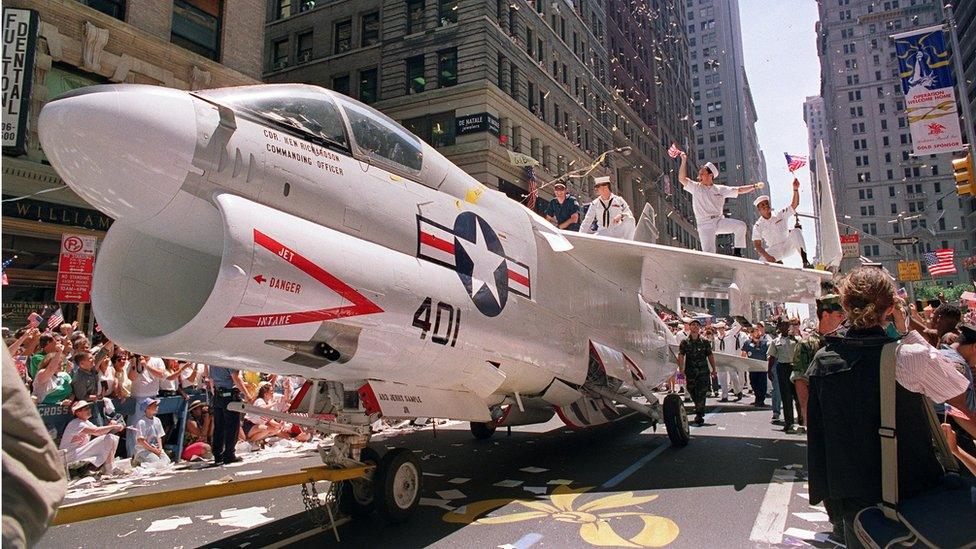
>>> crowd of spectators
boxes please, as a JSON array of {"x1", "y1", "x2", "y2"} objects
[{"x1": 2, "y1": 322, "x2": 315, "y2": 477}]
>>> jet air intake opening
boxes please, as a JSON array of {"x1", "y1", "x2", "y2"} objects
[{"x1": 92, "y1": 193, "x2": 223, "y2": 343}]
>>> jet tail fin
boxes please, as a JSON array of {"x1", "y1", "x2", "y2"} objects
[{"x1": 633, "y1": 203, "x2": 659, "y2": 244}]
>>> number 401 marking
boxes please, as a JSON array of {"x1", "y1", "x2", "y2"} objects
[{"x1": 412, "y1": 297, "x2": 460, "y2": 346}]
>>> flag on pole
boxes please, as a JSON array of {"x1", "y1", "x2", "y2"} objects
[
  {"x1": 922, "y1": 249, "x2": 957, "y2": 277},
  {"x1": 524, "y1": 166, "x2": 538, "y2": 211},
  {"x1": 667, "y1": 142, "x2": 683, "y2": 159},
  {"x1": 46, "y1": 308, "x2": 64, "y2": 331},
  {"x1": 27, "y1": 312, "x2": 43, "y2": 328},
  {"x1": 785, "y1": 153, "x2": 807, "y2": 172}
]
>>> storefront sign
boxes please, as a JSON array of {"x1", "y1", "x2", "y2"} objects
[
  {"x1": 840, "y1": 233, "x2": 860, "y2": 258},
  {"x1": 897, "y1": 260, "x2": 922, "y2": 282},
  {"x1": 2, "y1": 8, "x2": 39, "y2": 155},
  {"x1": 892, "y1": 25, "x2": 965, "y2": 155},
  {"x1": 2, "y1": 195, "x2": 114, "y2": 231},
  {"x1": 456, "y1": 112, "x2": 500, "y2": 136},
  {"x1": 55, "y1": 233, "x2": 96, "y2": 303}
]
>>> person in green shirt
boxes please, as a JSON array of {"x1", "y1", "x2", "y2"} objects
[
  {"x1": 28, "y1": 333, "x2": 58, "y2": 380},
  {"x1": 792, "y1": 294, "x2": 846, "y2": 434}
]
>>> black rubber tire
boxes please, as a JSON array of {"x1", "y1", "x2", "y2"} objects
[
  {"x1": 470, "y1": 421, "x2": 497, "y2": 440},
  {"x1": 375, "y1": 448, "x2": 423, "y2": 523},
  {"x1": 663, "y1": 393, "x2": 690, "y2": 447},
  {"x1": 339, "y1": 446, "x2": 381, "y2": 518}
]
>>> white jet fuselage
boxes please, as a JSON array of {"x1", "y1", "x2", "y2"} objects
[{"x1": 39, "y1": 84, "x2": 674, "y2": 419}]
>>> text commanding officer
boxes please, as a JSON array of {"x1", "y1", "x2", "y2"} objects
[
  {"x1": 578, "y1": 176, "x2": 635, "y2": 239},
  {"x1": 545, "y1": 182, "x2": 581, "y2": 231},
  {"x1": 677, "y1": 318, "x2": 718, "y2": 426},
  {"x1": 752, "y1": 177, "x2": 812, "y2": 268},
  {"x1": 678, "y1": 152, "x2": 763, "y2": 255}
]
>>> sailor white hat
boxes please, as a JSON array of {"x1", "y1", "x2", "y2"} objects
[
  {"x1": 754, "y1": 194, "x2": 771, "y2": 207},
  {"x1": 594, "y1": 176, "x2": 611, "y2": 187},
  {"x1": 703, "y1": 162, "x2": 719, "y2": 178}
]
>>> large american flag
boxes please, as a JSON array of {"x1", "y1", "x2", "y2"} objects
[
  {"x1": 785, "y1": 153, "x2": 807, "y2": 172},
  {"x1": 667, "y1": 142, "x2": 683, "y2": 159},
  {"x1": 922, "y1": 249, "x2": 957, "y2": 277}
]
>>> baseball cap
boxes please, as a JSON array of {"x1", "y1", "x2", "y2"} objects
[
  {"x1": 703, "y1": 161, "x2": 719, "y2": 178},
  {"x1": 553, "y1": 182, "x2": 567, "y2": 189},
  {"x1": 816, "y1": 293, "x2": 843, "y2": 312},
  {"x1": 753, "y1": 195, "x2": 771, "y2": 207}
]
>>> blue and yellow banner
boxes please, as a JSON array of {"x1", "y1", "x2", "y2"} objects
[{"x1": 892, "y1": 25, "x2": 965, "y2": 154}]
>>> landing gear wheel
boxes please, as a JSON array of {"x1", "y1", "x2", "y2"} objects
[
  {"x1": 469, "y1": 421, "x2": 496, "y2": 440},
  {"x1": 339, "y1": 447, "x2": 381, "y2": 518},
  {"x1": 663, "y1": 393, "x2": 690, "y2": 447},
  {"x1": 375, "y1": 448, "x2": 422, "y2": 523}
]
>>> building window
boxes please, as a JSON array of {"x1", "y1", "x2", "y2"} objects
[
  {"x1": 275, "y1": 0, "x2": 291, "y2": 19},
  {"x1": 406, "y1": 55, "x2": 426, "y2": 94},
  {"x1": 77, "y1": 0, "x2": 125, "y2": 20},
  {"x1": 407, "y1": 0, "x2": 425, "y2": 34},
  {"x1": 332, "y1": 74, "x2": 350, "y2": 96},
  {"x1": 334, "y1": 19, "x2": 352, "y2": 54},
  {"x1": 438, "y1": 0, "x2": 458, "y2": 26},
  {"x1": 296, "y1": 31, "x2": 313, "y2": 63},
  {"x1": 272, "y1": 38, "x2": 290, "y2": 70},
  {"x1": 359, "y1": 68, "x2": 378, "y2": 104},
  {"x1": 403, "y1": 111, "x2": 456, "y2": 148},
  {"x1": 299, "y1": 0, "x2": 315, "y2": 12},
  {"x1": 437, "y1": 48, "x2": 457, "y2": 88},
  {"x1": 171, "y1": 0, "x2": 222, "y2": 61},
  {"x1": 361, "y1": 12, "x2": 380, "y2": 47}
]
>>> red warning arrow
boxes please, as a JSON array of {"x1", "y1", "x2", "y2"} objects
[
  {"x1": 225, "y1": 230, "x2": 383, "y2": 328},
  {"x1": 253, "y1": 274, "x2": 266, "y2": 284}
]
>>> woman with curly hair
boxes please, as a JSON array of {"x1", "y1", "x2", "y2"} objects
[{"x1": 804, "y1": 267, "x2": 976, "y2": 547}]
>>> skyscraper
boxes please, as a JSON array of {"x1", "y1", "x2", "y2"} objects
[
  {"x1": 684, "y1": 0, "x2": 767, "y2": 256},
  {"x1": 817, "y1": 0, "x2": 972, "y2": 287}
]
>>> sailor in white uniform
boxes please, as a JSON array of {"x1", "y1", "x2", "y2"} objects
[
  {"x1": 678, "y1": 152, "x2": 764, "y2": 255},
  {"x1": 714, "y1": 321, "x2": 744, "y2": 401},
  {"x1": 578, "y1": 176, "x2": 635, "y2": 239},
  {"x1": 752, "y1": 177, "x2": 812, "y2": 268}
]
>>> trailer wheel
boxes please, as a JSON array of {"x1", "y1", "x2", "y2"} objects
[
  {"x1": 469, "y1": 421, "x2": 496, "y2": 440},
  {"x1": 375, "y1": 448, "x2": 422, "y2": 523},
  {"x1": 663, "y1": 394, "x2": 690, "y2": 447},
  {"x1": 339, "y1": 446, "x2": 381, "y2": 518}
]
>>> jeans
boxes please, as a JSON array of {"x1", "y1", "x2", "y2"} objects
[{"x1": 212, "y1": 390, "x2": 242, "y2": 463}]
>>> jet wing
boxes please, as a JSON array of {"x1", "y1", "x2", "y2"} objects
[{"x1": 559, "y1": 232, "x2": 829, "y2": 316}]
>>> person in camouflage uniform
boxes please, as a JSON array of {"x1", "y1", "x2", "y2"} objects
[
  {"x1": 792, "y1": 294, "x2": 846, "y2": 434},
  {"x1": 678, "y1": 319, "x2": 718, "y2": 425}
]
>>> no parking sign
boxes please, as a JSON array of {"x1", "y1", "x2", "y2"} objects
[{"x1": 55, "y1": 233, "x2": 96, "y2": 302}]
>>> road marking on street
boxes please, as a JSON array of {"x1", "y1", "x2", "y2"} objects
[
  {"x1": 749, "y1": 468, "x2": 797, "y2": 544},
  {"x1": 602, "y1": 407, "x2": 724, "y2": 488},
  {"x1": 498, "y1": 532, "x2": 543, "y2": 549}
]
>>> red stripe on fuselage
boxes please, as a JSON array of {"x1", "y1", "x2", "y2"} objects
[{"x1": 420, "y1": 231, "x2": 455, "y2": 254}]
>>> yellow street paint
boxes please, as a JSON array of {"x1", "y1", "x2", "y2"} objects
[{"x1": 441, "y1": 485, "x2": 679, "y2": 547}]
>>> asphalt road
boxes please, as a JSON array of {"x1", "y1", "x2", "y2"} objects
[{"x1": 39, "y1": 397, "x2": 841, "y2": 549}]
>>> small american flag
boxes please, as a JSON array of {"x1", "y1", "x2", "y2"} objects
[
  {"x1": 922, "y1": 249, "x2": 957, "y2": 277},
  {"x1": 47, "y1": 307, "x2": 64, "y2": 331},
  {"x1": 667, "y1": 142, "x2": 683, "y2": 159},
  {"x1": 785, "y1": 153, "x2": 807, "y2": 172},
  {"x1": 1, "y1": 257, "x2": 13, "y2": 286}
]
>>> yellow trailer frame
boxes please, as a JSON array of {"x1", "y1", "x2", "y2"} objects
[{"x1": 52, "y1": 464, "x2": 371, "y2": 526}]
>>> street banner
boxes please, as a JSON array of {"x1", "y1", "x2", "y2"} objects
[
  {"x1": 897, "y1": 260, "x2": 922, "y2": 282},
  {"x1": 892, "y1": 25, "x2": 966, "y2": 154},
  {"x1": 840, "y1": 233, "x2": 860, "y2": 259},
  {"x1": 507, "y1": 149, "x2": 539, "y2": 167},
  {"x1": 55, "y1": 233, "x2": 96, "y2": 302}
]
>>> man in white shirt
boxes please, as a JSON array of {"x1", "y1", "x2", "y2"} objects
[
  {"x1": 678, "y1": 152, "x2": 763, "y2": 255},
  {"x1": 714, "y1": 321, "x2": 744, "y2": 402},
  {"x1": 752, "y1": 177, "x2": 812, "y2": 268},
  {"x1": 59, "y1": 400, "x2": 123, "y2": 473},
  {"x1": 578, "y1": 176, "x2": 635, "y2": 239}
]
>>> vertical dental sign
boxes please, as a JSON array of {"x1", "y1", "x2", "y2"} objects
[
  {"x1": 892, "y1": 25, "x2": 965, "y2": 155},
  {"x1": 2, "y1": 8, "x2": 39, "y2": 155}
]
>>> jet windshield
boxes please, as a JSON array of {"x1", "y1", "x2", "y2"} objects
[
  {"x1": 335, "y1": 96, "x2": 423, "y2": 173},
  {"x1": 198, "y1": 85, "x2": 348, "y2": 150}
]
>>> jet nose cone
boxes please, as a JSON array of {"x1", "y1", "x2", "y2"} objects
[{"x1": 38, "y1": 85, "x2": 197, "y2": 222}]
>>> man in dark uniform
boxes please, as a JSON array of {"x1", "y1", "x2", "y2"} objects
[
  {"x1": 544, "y1": 182, "x2": 581, "y2": 231},
  {"x1": 208, "y1": 365, "x2": 246, "y2": 466},
  {"x1": 677, "y1": 318, "x2": 718, "y2": 425}
]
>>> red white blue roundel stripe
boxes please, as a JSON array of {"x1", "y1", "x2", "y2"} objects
[{"x1": 417, "y1": 215, "x2": 531, "y2": 300}]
